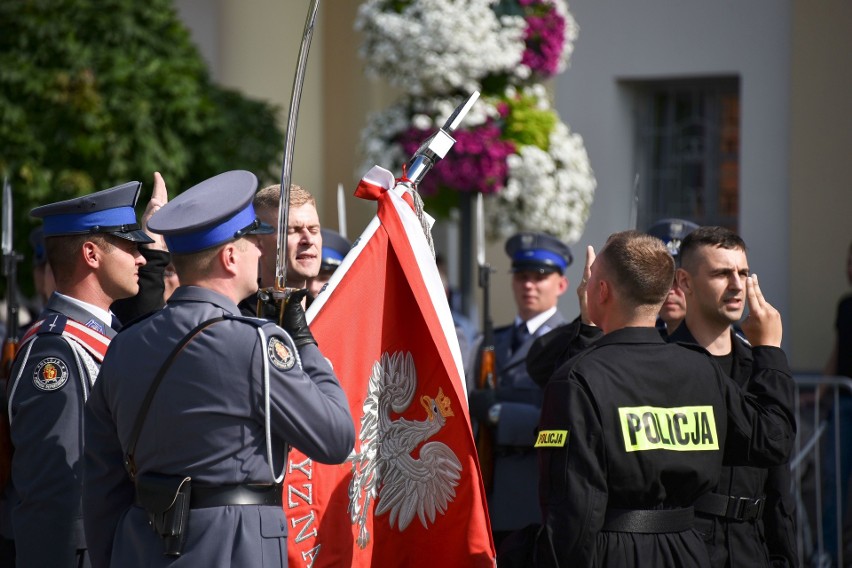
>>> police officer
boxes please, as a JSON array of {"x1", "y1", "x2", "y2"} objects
[
  {"x1": 7, "y1": 180, "x2": 158, "y2": 568},
  {"x1": 671, "y1": 226, "x2": 797, "y2": 567},
  {"x1": 468, "y1": 231, "x2": 572, "y2": 547},
  {"x1": 82, "y1": 170, "x2": 355, "y2": 568},
  {"x1": 646, "y1": 218, "x2": 698, "y2": 336},
  {"x1": 535, "y1": 231, "x2": 795, "y2": 567},
  {"x1": 307, "y1": 227, "x2": 351, "y2": 298}
]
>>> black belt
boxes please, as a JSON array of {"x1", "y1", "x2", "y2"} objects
[
  {"x1": 602, "y1": 507, "x2": 694, "y2": 533},
  {"x1": 694, "y1": 492, "x2": 765, "y2": 522},
  {"x1": 190, "y1": 484, "x2": 282, "y2": 509}
]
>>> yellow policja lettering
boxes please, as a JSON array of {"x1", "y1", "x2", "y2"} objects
[
  {"x1": 535, "y1": 429, "x2": 569, "y2": 448},
  {"x1": 619, "y1": 406, "x2": 718, "y2": 452}
]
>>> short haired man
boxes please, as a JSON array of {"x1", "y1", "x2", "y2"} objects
[
  {"x1": 535, "y1": 231, "x2": 795, "y2": 567},
  {"x1": 468, "y1": 231, "x2": 572, "y2": 548},
  {"x1": 256, "y1": 183, "x2": 322, "y2": 289},
  {"x1": 7, "y1": 180, "x2": 160, "y2": 567},
  {"x1": 82, "y1": 170, "x2": 354, "y2": 567},
  {"x1": 671, "y1": 226, "x2": 797, "y2": 567}
]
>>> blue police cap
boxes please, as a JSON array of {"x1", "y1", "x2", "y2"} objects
[
  {"x1": 319, "y1": 228, "x2": 351, "y2": 272},
  {"x1": 29, "y1": 226, "x2": 47, "y2": 266},
  {"x1": 646, "y1": 218, "x2": 699, "y2": 256},
  {"x1": 505, "y1": 232, "x2": 573, "y2": 274},
  {"x1": 30, "y1": 181, "x2": 154, "y2": 243},
  {"x1": 147, "y1": 170, "x2": 273, "y2": 254}
]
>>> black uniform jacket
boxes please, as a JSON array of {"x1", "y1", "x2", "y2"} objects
[
  {"x1": 668, "y1": 324, "x2": 797, "y2": 568},
  {"x1": 536, "y1": 327, "x2": 795, "y2": 568}
]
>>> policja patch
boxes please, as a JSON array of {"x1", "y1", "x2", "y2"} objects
[
  {"x1": 268, "y1": 337, "x2": 295, "y2": 371},
  {"x1": 535, "y1": 429, "x2": 569, "y2": 448},
  {"x1": 33, "y1": 357, "x2": 70, "y2": 391}
]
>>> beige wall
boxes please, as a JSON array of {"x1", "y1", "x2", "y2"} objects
[
  {"x1": 177, "y1": 0, "x2": 327, "y2": 213},
  {"x1": 789, "y1": 0, "x2": 852, "y2": 371}
]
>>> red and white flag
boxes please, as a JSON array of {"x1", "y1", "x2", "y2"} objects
[{"x1": 286, "y1": 166, "x2": 495, "y2": 567}]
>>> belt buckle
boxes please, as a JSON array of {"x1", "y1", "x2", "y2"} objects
[{"x1": 730, "y1": 496, "x2": 763, "y2": 522}]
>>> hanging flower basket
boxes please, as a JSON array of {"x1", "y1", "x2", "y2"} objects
[{"x1": 357, "y1": 0, "x2": 594, "y2": 243}]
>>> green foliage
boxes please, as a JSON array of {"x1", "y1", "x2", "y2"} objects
[
  {"x1": 0, "y1": 0, "x2": 283, "y2": 293},
  {"x1": 502, "y1": 90, "x2": 557, "y2": 150}
]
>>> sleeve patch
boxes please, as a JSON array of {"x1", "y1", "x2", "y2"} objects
[
  {"x1": 535, "y1": 429, "x2": 570, "y2": 448},
  {"x1": 32, "y1": 357, "x2": 70, "y2": 391},
  {"x1": 268, "y1": 337, "x2": 295, "y2": 371}
]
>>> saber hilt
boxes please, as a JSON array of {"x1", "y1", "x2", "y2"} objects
[{"x1": 403, "y1": 91, "x2": 480, "y2": 188}]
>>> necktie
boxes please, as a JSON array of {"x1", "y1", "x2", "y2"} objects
[
  {"x1": 110, "y1": 314, "x2": 122, "y2": 331},
  {"x1": 511, "y1": 322, "x2": 530, "y2": 353}
]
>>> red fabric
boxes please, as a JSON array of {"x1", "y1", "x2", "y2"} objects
[{"x1": 286, "y1": 174, "x2": 495, "y2": 567}]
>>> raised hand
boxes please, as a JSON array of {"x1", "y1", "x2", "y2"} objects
[
  {"x1": 141, "y1": 172, "x2": 169, "y2": 251},
  {"x1": 577, "y1": 245, "x2": 596, "y2": 325},
  {"x1": 740, "y1": 274, "x2": 783, "y2": 347}
]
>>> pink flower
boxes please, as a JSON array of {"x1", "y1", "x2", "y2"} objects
[{"x1": 398, "y1": 122, "x2": 516, "y2": 195}]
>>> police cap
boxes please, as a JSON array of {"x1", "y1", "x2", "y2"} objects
[
  {"x1": 505, "y1": 232, "x2": 572, "y2": 274},
  {"x1": 646, "y1": 218, "x2": 699, "y2": 256},
  {"x1": 147, "y1": 170, "x2": 273, "y2": 254},
  {"x1": 30, "y1": 181, "x2": 154, "y2": 243},
  {"x1": 319, "y1": 228, "x2": 351, "y2": 272}
]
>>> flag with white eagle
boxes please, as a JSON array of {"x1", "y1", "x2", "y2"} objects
[{"x1": 284, "y1": 166, "x2": 495, "y2": 567}]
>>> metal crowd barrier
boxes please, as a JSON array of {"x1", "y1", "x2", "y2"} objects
[{"x1": 792, "y1": 374, "x2": 852, "y2": 568}]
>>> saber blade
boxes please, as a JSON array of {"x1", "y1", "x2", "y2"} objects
[{"x1": 275, "y1": 0, "x2": 321, "y2": 292}]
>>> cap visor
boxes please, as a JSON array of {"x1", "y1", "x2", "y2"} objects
[
  {"x1": 111, "y1": 229, "x2": 155, "y2": 244},
  {"x1": 249, "y1": 220, "x2": 275, "y2": 235}
]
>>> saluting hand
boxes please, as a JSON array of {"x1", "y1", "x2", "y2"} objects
[
  {"x1": 141, "y1": 172, "x2": 169, "y2": 252},
  {"x1": 577, "y1": 245, "x2": 596, "y2": 325},
  {"x1": 740, "y1": 274, "x2": 783, "y2": 347}
]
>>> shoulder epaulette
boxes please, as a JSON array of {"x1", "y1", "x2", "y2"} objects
[
  {"x1": 224, "y1": 313, "x2": 270, "y2": 329},
  {"x1": 18, "y1": 314, "x2": 110, "y2": 362}
]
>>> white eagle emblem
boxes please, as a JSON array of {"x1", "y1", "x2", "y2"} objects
[{"x1": 347, "y1": 351, "x2": 462, "y2": 549}]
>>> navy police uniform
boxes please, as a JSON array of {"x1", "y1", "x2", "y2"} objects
[
  {"x1": 536, "y1": 327, "x2": 796, "y2": 567},
  {"x1": 7, "y1": 182, "x2": 153, "y2": 568},
  {"x1": 469, "y1": 232, "x2": 571, "y2": 536},
  {"x1": 82, "y1": 171, "x2": 355, "y2": 568},
  {"x1": 669, "y1": 324, "x2": 797, "y2": 567}
]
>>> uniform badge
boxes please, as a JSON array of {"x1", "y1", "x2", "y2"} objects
[
  {"x1": 85, "y1": 318, "x2": 105, "y2": 334},
  {"x1": 32, "y1": 357, "x2": 70, "y2": 392},
  {"x1": 268, "y1": 337, "x2": 295, "y2": 371}
]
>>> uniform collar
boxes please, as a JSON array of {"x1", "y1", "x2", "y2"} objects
[
  {"x1": 167, "y1": 285, "x2": 242, "y2": 315},
  {"x1": 515, "y1": 306, "x2": 558, "y2": 335},
  {"x1": 595, "y1": 326, "x2": 668, "y2": 347}
]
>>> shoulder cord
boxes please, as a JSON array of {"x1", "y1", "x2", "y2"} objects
[
  {"x1": 124, "y1": 317, "x2": 225, "y2": 481},
  {"x1": 256, "y1": 326, "x2": 302, "y2": 484}
]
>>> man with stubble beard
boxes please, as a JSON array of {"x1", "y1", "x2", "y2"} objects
[{"x1": 670, "y1": 226, "x2": 797, "y2": 568}]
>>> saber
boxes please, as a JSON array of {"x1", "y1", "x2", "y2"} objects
[{"x1": 274, "y1": 0, "x2": 320, "y2": 295}]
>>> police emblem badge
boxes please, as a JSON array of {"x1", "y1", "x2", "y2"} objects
[
  {"x1": 32, "y1": 357, "x2": 70, "y2": 391},
  {"x1": 268, "y1": 337, "x2": 295, "y2": 370}
]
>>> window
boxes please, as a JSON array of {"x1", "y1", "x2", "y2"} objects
[{"x1": 632, "y1": 77, "x2": 740, "y2": 232}]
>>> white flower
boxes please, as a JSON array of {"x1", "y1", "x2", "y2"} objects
[
  {"x1": 356, "y1": 0, "x2": 526, "y2": 96},
  {"x1": 487, "y1": 112, "x2": 596, "y2": 244}
]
